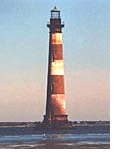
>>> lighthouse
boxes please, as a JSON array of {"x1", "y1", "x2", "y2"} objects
[{"x1": 43, "y1": 7, "x2": 68, "y2": 127}]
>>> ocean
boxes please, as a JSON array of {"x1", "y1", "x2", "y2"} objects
[{"x1": 0, "y1": 126, "x2": 110, "y2": 149}]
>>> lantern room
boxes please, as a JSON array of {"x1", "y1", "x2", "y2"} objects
[{"x1": 51, "y1": 6, "x2": 60, "y2": 19}]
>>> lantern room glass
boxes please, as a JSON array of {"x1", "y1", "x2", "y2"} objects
[{"x1": 51, "y1": 11, "x2": 60, "y2": 19}]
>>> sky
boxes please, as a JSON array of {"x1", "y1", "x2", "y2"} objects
[{"x1": 0, "y1": 0, "x2": 110, "y2": 121}]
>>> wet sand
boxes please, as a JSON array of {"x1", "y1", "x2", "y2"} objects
[{"x1": 0, "y1": 143, "x2": 110, "y2": 149}]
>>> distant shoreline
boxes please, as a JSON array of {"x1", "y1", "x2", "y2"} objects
[{"x1": 0, "y1": 121, "x2": 110, "y2": 128}]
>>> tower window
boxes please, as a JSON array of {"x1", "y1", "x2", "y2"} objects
[
  {"x1": 51, "y1": 54, "x2": 54, "y2": 61},
  {"x1": 51, "y1": 83, "x2": 55, "y2": 93}
]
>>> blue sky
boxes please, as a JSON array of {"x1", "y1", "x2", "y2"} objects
[{"x1": 0, "y1": 0, "x2": 110, "y2": 121}]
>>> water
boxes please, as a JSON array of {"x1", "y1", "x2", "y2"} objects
[{"x1": 0, "y1": 127, "x2": 110, "y2": 149}]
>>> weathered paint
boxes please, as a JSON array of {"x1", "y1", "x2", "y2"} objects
[
  {"x1": 50, "y1": 60, "x2": 64, "y2": 75},
  {"x1": 51, "y1": 94, "x2": 66, "y2": 114},
  {"x1": 51, "y1": 44, "x2": 63, "y2": 60},
  {"x1": 50, "y1": 75, "x2": 64, "y2": 94},
  {"x1": 52, "y1": 33, "x2": 62, "y2": 44}
]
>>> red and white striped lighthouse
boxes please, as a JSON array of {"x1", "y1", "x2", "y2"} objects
[{"x1": 43, "y1": 7, "x2": 68, "y2": 126}]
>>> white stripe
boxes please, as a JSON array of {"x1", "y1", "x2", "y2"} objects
[
  {"x1": 51, "y1": 94, "x2": 66, "y2": 112},
  {"x1": 50, "y1": 60, "x2": 64, "y2": 75},
  {"x1": 51, "y1": 33, "x2": 62, "y2": 44}
]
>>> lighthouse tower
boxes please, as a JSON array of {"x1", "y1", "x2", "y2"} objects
[{"x1": 43, "y1": 7, "x2": 68, "y2": 126}]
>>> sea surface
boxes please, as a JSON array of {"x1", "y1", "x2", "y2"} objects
[{"x1": 0, "y1": 126, "x2": 110, "y2": 149}]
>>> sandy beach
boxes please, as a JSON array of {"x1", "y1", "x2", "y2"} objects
[{"x1": 0, "y1": 142, "x2": 110, "y2": 149}]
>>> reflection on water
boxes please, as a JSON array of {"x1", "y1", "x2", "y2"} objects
[{"x1": 0, "y1": 133, "x2": 110, "y2": 148}]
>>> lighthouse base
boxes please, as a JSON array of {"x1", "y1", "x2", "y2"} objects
[{"x1": 42, "y1": 114, "x2": 71, "y2": 129}]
